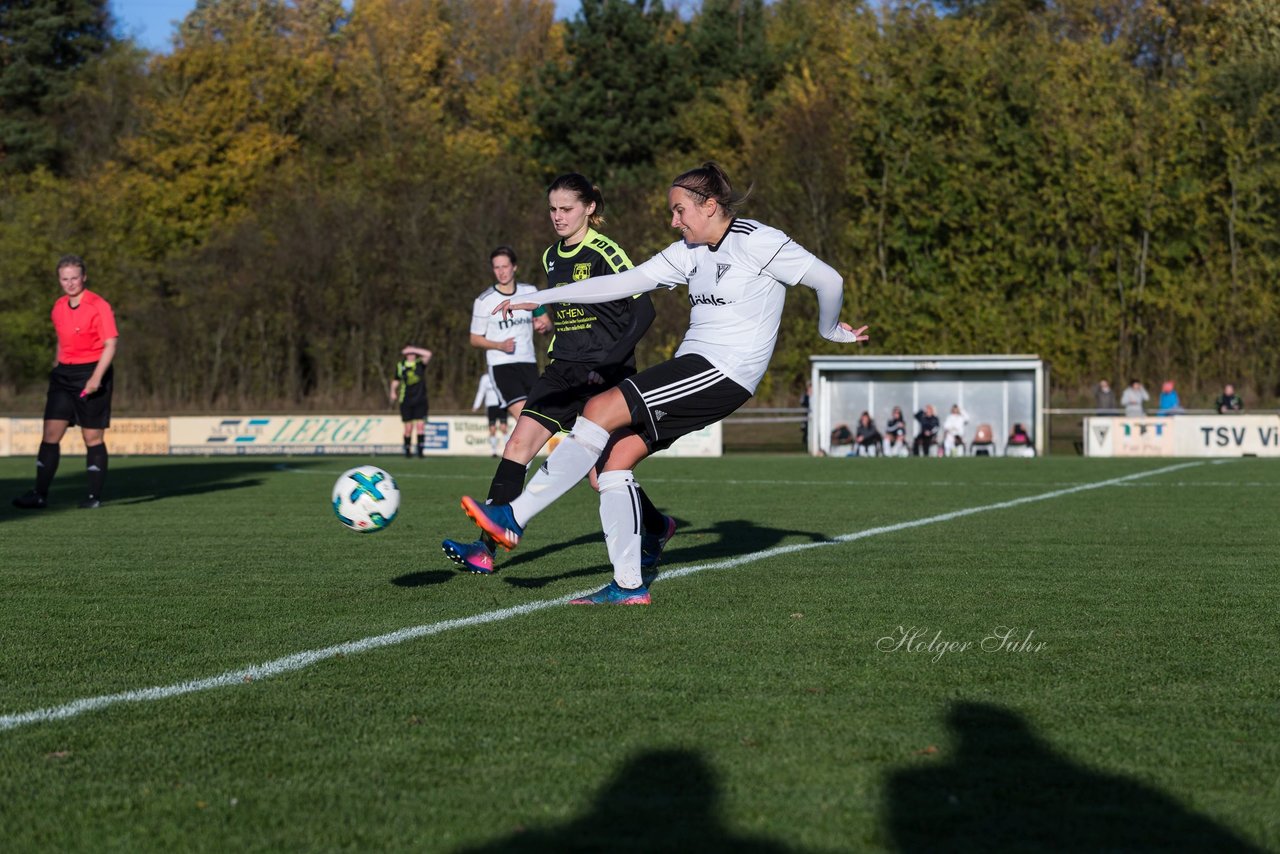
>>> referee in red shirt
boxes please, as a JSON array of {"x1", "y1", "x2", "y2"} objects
[{"x1": 13, "y1": 255, "x2": 119, "y2": 510}]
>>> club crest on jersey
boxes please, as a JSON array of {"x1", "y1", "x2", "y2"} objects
[
  {"x1": 716, "y1": 263, "x2": 731, "y2": 283},
  {"x1": 573, "y1": 263, "x2": 592, "y2": 281}
]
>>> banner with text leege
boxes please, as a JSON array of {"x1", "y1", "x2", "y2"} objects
[{"x1": 166, "y1": 415, "x2": 721, "y2": 457}]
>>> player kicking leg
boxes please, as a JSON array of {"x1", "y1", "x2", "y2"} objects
[{"x1": 462, "y1": 356, "x2": 747, "y2": 604}]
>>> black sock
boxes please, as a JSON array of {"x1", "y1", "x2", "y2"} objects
[
  {"x1": 487, "y1": 458, "x2": 528, "y2": 504},
  {"x1": 86, "y1": 443, "x2": 108, "y2": 499},
  {"x1": 403, "y1": 436, "x2": 411, "y2": 456},
  {"x1": 636, "y1": 486, "x2": 666, "y2": 535},
  {"x1": 35, "y1": 441, "x2": 60, "y2": 496},
  {"x1": 416, "y1": 433, "x2": 425, "y2": 456}
]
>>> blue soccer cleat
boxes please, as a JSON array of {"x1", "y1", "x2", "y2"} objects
[
  {"x1": 460, "y1": 496, "x2": 523, "y2": 550},
  {"x1": 570, "y1": 580, "x2": 651, "y2": 606},
  {"x1": 442, "y1": 538, "x2": 495, "y2": 574},
  {"x1": 640, "y1": 515, "x2": 677, "y2": 569}
]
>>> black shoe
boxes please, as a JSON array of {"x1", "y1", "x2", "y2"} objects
[
  {"x1": 12, "y1": 490, "x2": 48, "y2": 509},
  {"x1": 78, "y1": 498, "x2": 101, "y2": 509}
]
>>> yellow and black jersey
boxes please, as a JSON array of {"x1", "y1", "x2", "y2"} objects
[
  {"x1": 540, "y1": 229, "x2": 641, "y2": 367},
  {"x1": 395, "y1": 358, "x2": 428, "y2": 405}
]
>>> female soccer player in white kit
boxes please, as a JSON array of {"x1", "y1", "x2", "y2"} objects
[{"x1": 462, "y1": 162, "x2": 869, "y2": 604}]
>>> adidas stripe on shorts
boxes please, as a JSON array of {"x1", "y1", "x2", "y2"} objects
[{"x1": 620, "y1": 354, "x2": 751, "y2": 452}]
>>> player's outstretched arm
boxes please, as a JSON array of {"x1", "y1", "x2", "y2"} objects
[
  {"x1": 494, "y1": 266, "x2": 661, "y2": 318},
  {"x1": 798, "y1": 259, "x2": 869, "y2": 344}
]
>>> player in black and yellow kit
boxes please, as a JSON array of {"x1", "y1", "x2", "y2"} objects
[
  {"x1": 390, "y1": 345, "x2": 432, "y2": 457},
  {"x1": 443, "y1": 174, "x2": 672, "y2": 573}
]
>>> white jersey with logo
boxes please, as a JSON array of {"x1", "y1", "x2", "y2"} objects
[
  {"x1": 471, "y1": 283, "x2": 540, "y2": 366},
  {"x1": 632, "y1": 219, "x2": 816, "y2": 393}
]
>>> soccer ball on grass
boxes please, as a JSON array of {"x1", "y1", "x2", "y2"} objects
[{"x1": 332, "y1": 465, "x2": 400, "y2": 532}]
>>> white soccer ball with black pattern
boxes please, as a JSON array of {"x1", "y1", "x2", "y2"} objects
[{"x1": 332, "y1": 465, "x2": 400, "y2": 533}]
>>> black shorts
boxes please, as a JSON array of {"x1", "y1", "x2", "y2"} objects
[
  {"x1": 486, "y1": 405, "x2": 508, "y2": 427},
  {"x1": 490, "y1": 362, "x2": 539, "y2": 409},
  {"x1": 45, "y1": 362, "x2": 113, "y2": 429},
  {"x1": 400, "y1": 398, "x2": 428, "y2": 422},
  {"x1": 522, "y1": 360, "x2": 635, "y2": 434},
  {"x1": 620, "y1": 354, "x2": 751, "y2": 452}
]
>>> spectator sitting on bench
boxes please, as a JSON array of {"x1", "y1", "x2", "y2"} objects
[{"x1": 854, "y1": 411, "x2": 882, "y2": 457}]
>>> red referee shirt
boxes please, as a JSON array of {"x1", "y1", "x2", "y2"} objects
[{"x1": 52, "y1": 290, "x2": 118, "y2": 365}]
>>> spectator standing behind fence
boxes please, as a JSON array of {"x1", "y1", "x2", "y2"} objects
[
  {"x1": 854, "y1": 412, "x2": 882, "y2": 457},
  {"x1": 1215, "y1": 383, "x2": 1243, "y2": 414},
  {"x1": 913, "y1": 405, "x2": 940, "y2": 457},
  {"x1": 1157, "y1": 380, "x2": 1183, "y2": 416},
  {"x1": 800, "y1": 382, "x2": 811, "y2": 449},
  {"x1": 1094, "y1": 379, "x2": 1116, "y2": 413},
  {"x1": 884, "y1": 406, "x2": 908, "y2": 457},
  {"x1": 1121, "y1": 379, "x2": 1148, "y2": 417}
]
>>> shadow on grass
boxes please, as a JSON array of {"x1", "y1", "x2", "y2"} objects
[
  {"x1": 500, "y1": 516, "x2": 831, "y2": 590},
  {"x1": 391, "y1": 569, "x2": 457, "y2": 588},
  {"x1": 885, "y1": 701, "x2": 1265, "y2": 853},
  {"x1": 0, "y1": 458, "x2": 328, "y2": 522},
  {"x1": 458, "y1": 748, "x2": 796, "y2": 853}
]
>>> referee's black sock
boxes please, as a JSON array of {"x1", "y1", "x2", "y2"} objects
[
  {"x1": 636, "y1": 486, "x2": 666, "y2": 535},
  {"x1": 35, "y1": 442, "x2": 60, "y2": 497},
  {"x1": 403, "y1": 436, "x2": 411, "y2": 457},
  {"x1": 487, "y1": 458, "x2": 528, "y2": 504},
  {"x1": 86, "y1": 443, "x2": 108, "y2": 500},
  {"x1": 416, "y1": 433, "x2": 425, "y2": 457}
]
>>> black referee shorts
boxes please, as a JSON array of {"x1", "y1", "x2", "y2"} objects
[
  {"x1": 44, "y1": 362, "x2": 113, "y2": 429},
  {"x1": 620, "y1": 354, "x2": 750, "y2": 452},
  {"x1": 522, "y1": 360, "x2": 635, "y2": 435}
]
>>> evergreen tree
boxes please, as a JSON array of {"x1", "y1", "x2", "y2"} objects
[
  {"x1": 530, "y1": 0, "x2": 688, "y2": 186},
  {"x1": 0, "y1": 0, "x2": 112, "y2": 174}
]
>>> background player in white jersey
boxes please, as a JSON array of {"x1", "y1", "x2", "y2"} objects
[
  {"x1": 443, "y1": 174, "x2": 672, "y2": 574},
  {"x1": 470, "y1": 246, "x2": 546, "y2": 423},
  {"x1": 472, "y1": 372, "x2": 507, "y2": 457},
  {"x1": 464, "y1": 162, "x2": 869, "y2": 604}
]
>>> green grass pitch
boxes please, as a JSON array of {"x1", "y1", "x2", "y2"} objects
[{"x1": 0, "y1": 454, "x2": 1276, "y2": 852}]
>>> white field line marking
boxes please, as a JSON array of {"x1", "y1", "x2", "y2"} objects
[{"x1": 2, "y1": 460, "x2": 1206, "y2": 733}]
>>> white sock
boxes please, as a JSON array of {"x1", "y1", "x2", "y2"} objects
[
  {"x1": 488, "y1": 434, "x2": 499, "y2": 453},
  {"x1": 598, "y1": 470, "x2": 643, "y2": 589},
  {"x1": 510, "y1": 418, "x2": 610, "y2": 527}
]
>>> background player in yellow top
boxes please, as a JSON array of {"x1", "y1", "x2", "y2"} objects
[{"x1": 390, "y1": 345, "x2": 432, "y2": 458}]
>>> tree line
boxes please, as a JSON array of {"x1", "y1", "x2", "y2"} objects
[{"x1": 1, "y1": 0, "x2": 1276, "y2": 412}]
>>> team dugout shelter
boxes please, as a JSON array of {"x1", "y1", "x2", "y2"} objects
[{"x1": 808, "y1": 355, "x2": 1048, "y2": 457}]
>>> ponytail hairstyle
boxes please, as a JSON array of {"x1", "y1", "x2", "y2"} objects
[
  {"x1": 671, "y1": 162, "x2": 751, "y2": 217},
  {"x1": 547, "y1": 173, "x2": 606, "y2": 229}
]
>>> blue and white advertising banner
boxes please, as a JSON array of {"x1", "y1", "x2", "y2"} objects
[
  {"x1": 167, "y1": 415, "x2": 724, "y2": 457},
  {"x1": 170, "y1": 415, "x2": 486, "y2": 456}
]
